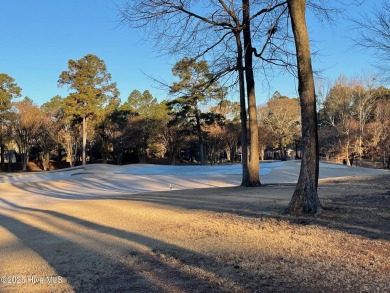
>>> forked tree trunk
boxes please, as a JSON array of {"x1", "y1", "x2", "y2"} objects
[
  {"x1": 242, "y1": 0, "x2": 260, "y2": 187},
  {"x1": 285, "y1": 0, "x2": 321, "y2": 215}
]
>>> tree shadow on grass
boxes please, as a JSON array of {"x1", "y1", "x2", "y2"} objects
[
  {"x1": 108, "y1": 175, "x2": 390, "y2": 242},
  {"x1": 314, "y1": 174, "x2": 390, "y2": 241},
  {"x1": 4, "y1": 173, "x2": 389, "y2": 242},
  {"x1": 0, "y1": 197, "x2": 314, "y2": 293},
  {"x1": 0, "y1": 212, "x2": 161, "y2": 292},
  {"x1": 6, "y1": 173, "x2": 241, "y2": 200}
]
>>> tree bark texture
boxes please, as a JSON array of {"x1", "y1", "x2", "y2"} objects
[
  {"x1": 234, "y1": 31, "x2": 250, "y2": 185},
  {"x1": 242, "y1": 0, "x2": 261, "y2": 187},
  {"x1": 285, "y1": 0, "x2": 321, "y2": 215}
]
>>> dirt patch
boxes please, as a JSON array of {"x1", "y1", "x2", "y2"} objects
[{"x1": 0, "y1": 174, "x2": 389, "y2": 292}]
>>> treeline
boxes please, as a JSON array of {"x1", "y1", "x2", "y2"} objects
[
  {"x1": 0, "y1": 55, "x2": 244, "y2": 171},
  {"x1": 0, "y1": 88, "x2": 242, "y2": 171},
  {"x1": 257, "y1": 75, "x2": 390, "y2": 167},
  {"x1": 318, "y1": 76, "x2": 390, "y2": 166},
  {"x1": 1, "y1": 57, "x2": 389, "y2": 172}
]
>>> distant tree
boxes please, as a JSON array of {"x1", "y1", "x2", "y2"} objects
[
  {"x1": 162, "y1": 123, "x2": 190, "y2": 165},
  {"x1": 58, "y1": 54, "x2": 119, "y2": 165},
  {"x1": 224, "y1": 121, "x2": 241, "y2": 162},
  {"x1": 317, "y1": 126, "x2": 338, "y2": 160},
  {"x1": 109, "y1": 109, "x2": 133, "y2": 165},
  {"x1": 0, "y1": 73, "x2": 21, "y2": 170},
  {"x1": 121, "y1": 90, "x2": 143, "y2": 112},
  {"x1": 321, "y1": 83, "x2": 389, "y2": 165},
  {"x1": 121, "y1": 90, "x2": 165, "y2": 162},
  {"x1": 121, "y1": 90, "x2": 157, "y2": 115},
  {"x1": 42, "y1": 95, "x2": 80, "y2": 167},
  {"x1": 35, "y1": 112, "x2": 57, "y2": 170},
  {"x1": 168, "y1": 58, "x2": 224, "y2": 165},
  {"x1": 320, "y1": 75, "x2": 379, "y2": 165},
  {"x1": 350, "y1": 76, "x2": 378, "y2": 160},
  {"x1": 12, "y1": 98, "x2": 42, "y2": 171},
  {"x1": 211, "y1": 100, "x2": 241, "y2": 162},
  {"x1": 259, "y1": 95, "x2": 301, "y2": 160},
  {"x1": 210, "y1": 100, "x2": 240, "y2": 123},
  {"x1": 94, "y1": 97, "x2": 120, "y2": 163},
  {"x1": 367, "y1": 89, "x2": 390, "y2": 163},
  {"x1": 257, "y1": 123, "x2": 273, "y2": 161},
  {"x1": 41, "y1": 95, "x2": 66, "y2": 162},
  {"x1": 205, "y1": 123, "x2": 225, "y2": 164}
]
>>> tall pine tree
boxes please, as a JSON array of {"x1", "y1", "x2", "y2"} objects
[
  {"x1": 58, "y1": 54, "x2": 119, "y2": 165},
  {"x1": 168, "y1": 58, "x2": 224, "y2": 165}
]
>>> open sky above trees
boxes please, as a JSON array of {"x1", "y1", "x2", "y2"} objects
[{"x1": 0, "y1": 0, "x2": 385, "y2": 106}]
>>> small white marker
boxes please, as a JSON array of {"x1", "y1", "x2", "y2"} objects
[{"x1": 170, "y1": 184, "x2": 172, "y2": 190}]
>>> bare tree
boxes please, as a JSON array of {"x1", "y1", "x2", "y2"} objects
[
  {"x1": 352, "y1": 0, "x2": 390, "y2": 82},
  {"x1": 322, "y1": 77, "x2": 357, "y2": 166},
  {"x1": 366, "y1": 96, "x2": 390, "y2": 163},
  {"x1": 320, "y1": 75, "x2": 379, "y2": 165},
  {"x1": 210, "y1": 100, "x2": 241, "y2": 162},
  {"x1": 205, "y1": 123, "x2": 226, "y2": 164},
  {"x1": 12, "y1": 98, "x2": 42, "y2": 171},
  {"x1": 318, "y1": 126, "x2": 338, "y2": 160},
  {"x1": 119, "y1": 0, "x2": 291, "y2": 186},
  {"x1": 350, "y1": 76, "x2": 378, "y2": 161},
  {"x1": 161, "y1": 123, "x2": 189, "y2": 165},
  {"x1": 259, "y1": 96, "x2": 301, "y2": 160},
  {"x1": 42, "y1": 95, "x2": 80, "y2": 167},
  {"x1": 32, "y1": 111, "x2": 57, "y2": 170}
]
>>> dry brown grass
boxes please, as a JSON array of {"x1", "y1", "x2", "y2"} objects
[{"x1": 0, "y1": 174, "x2": 389, "y2": 292}]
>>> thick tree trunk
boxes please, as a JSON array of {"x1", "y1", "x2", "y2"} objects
[
  {"x1": 234, "y1": 31, "x2": 250, "y2": 186},
  {"x1": 242, "y1": 0, "x2": 260, "y2": 186},
  {"x1": 285, "y1": 0, "x2": 321, "y2": 215},
  {"x1": 82, "y1": 116, "x2": 87, "y2": 165}
]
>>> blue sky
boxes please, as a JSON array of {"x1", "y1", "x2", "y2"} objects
[{"x1": 0, "y1": 0, "x2": 381, "y2": 106}]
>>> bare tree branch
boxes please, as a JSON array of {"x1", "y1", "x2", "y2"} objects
[{"x1": 351, "y1": 0, "x2": 390, "y2": 82}]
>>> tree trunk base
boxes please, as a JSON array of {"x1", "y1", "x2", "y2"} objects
[
  {"x1": 240, "y1": 173, "x2": 261, "y2": 187},
  {"x1": 240, "y1": 181, "x2": 261, "y2": 187},
  {"x1": 284, "y1": 186, "x2": 322, "y2": 216}
]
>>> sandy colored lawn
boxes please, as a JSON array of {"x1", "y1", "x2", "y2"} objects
[{"x1": 0, "y1": 174, "x2": 389, "y2": 292}]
